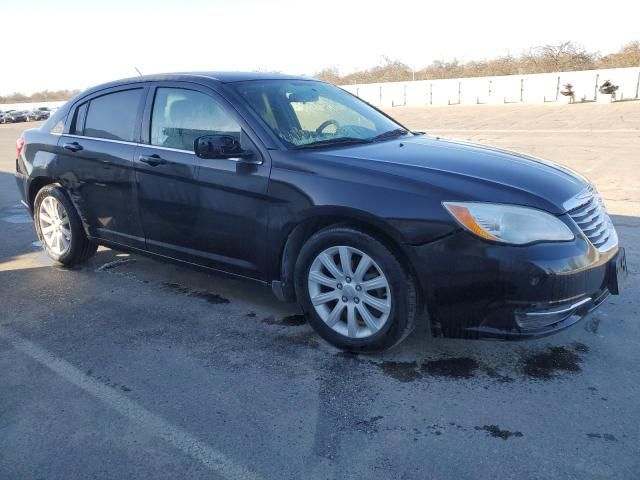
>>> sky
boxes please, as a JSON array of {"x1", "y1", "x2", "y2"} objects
[{"x1": 0, "y1": 0, "x2": 639, "y2": 95}]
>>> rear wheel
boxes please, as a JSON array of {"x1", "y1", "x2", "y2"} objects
[
  {"x1": 295, "y1": 227, "x2": 417, "y2": 352},
  {"x1": 34, "y1": 185, "x2": 97, "y2": 265}
]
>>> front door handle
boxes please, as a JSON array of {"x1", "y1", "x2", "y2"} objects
[
  {"x1": 139, "y1": 154, "x2": 167, "y2": 167},
  {"x1": 63, "y1": 142, "x2": 83, "y2": 152}
]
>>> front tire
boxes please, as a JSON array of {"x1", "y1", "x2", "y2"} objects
[
  {"x1": 34, "y1": 185, "x2": 97, "y2": 265},
  {"x1": 295, "y1": 227, "x2": 417, "y2": 352}
]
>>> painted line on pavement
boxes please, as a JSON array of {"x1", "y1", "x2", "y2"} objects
[{"x1": 0, "y1": 326, "x2": 261, "y2": 480}]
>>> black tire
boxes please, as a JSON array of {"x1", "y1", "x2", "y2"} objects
[
  {"x1": 33, "y1": 184, "x2": 97, "y2": 265},
  {"x1": 294, "y1": 227, "x2": 417, "y2": 352}
]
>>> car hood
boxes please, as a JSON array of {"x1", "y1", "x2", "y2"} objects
[{"x1": 317, "y1": 135, "x2": 589, "y2": 214}]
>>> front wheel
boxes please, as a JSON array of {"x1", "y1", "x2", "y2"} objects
[
  {"x1": 34, "y1": 185, "x2": 97, "y2": 265},
  {"x1": 295, "y1": 227, "x2": 417, "y2": 352}
]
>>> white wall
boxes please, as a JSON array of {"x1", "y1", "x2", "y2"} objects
[
  {"x1": 342, "y1": 67, "x2": 640, "y2": 107},
  {"x1": 4, "y1": 68, "x2": 639, "y2": 111}
]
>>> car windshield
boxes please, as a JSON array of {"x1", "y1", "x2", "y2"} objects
[{"x1": 232, "y1": 80, "x2": 408, "y2": 149}]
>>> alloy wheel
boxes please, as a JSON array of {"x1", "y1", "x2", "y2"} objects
[
  {"x1": 39, "y1": 195, "x2": 72, "y2": 255},
  {"x1": 307, "y1": 245, "x2": 391, "y2": 339}
]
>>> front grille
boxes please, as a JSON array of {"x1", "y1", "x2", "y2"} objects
[{"x1": 568, "y1": 193, "x2": 612, "y2": 249}]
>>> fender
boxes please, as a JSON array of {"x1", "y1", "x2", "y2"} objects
[{"x1": 271, "y1": 205, "x2": 434, "y2": 302}]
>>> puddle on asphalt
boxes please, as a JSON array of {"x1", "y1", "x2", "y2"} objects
[
  {"x1": 422, "y1": 357, "x2": 479, "y2": 379},
  {"x1": 163, "y1": 282, "x2": 230, "y2": 304},
  {"x1": 519, "y1": 345, "x2": 584, "y2": 380},
  {"x1": 475, "y1": 424, "x2": 524, "y2": 440},
  {"x1": 280, "y1": 314, "x2": 306, "y2": 326},
  {"x1": 327, "y1": 341, "x2": 590, "y2": 385},
  {"x1": 379, "y1": 361, "x2": 421, "y2": 382},
  {"x1": 262, "y1": 314, "x2": 306, "y2": 326}
]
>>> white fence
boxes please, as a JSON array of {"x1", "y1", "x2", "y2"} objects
[
  {"x1": 4, "y1": 68, "x2": 640, "y2": 112},
  {"x1": 342, "y1": 67, "x2": 640, "y2": 107}
]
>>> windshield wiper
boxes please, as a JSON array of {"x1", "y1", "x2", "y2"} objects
[
  {"x1": 294, "y1": 137, "x2": 372, "y2": 150},
  {"x1": 371, "y1": 128, "x2": 409, "y2": 142}
]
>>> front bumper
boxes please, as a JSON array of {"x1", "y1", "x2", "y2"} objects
[{"x1": 409, "y1": 225, "x2": 623, "y2": 340}]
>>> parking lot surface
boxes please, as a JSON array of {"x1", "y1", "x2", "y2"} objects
[{"x1": 1, "y1": 104, "x2": 639, "y2": 479}]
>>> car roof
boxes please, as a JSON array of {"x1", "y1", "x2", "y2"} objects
[{"x1": 85, "y1": 71, "x2": 314, "y2": 94}]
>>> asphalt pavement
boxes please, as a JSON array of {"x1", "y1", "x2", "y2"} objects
[{"x1": 0, "y1": 107, "x2": 639, "y2": 479}]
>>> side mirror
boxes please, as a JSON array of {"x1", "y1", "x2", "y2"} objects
[{"x1": 194, "y1": 134, "x2": 255, "y2": 162}]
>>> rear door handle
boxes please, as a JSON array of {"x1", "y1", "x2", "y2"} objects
[
  {"x1": 63, "y1": 142, "x2": 83, "y2": 152},
  {"x1": 139, "y1": 154, "x2": 167, "y2": 167}
]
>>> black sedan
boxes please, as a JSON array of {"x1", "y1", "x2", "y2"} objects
[
  {"x1": 6, "y1": 110, "x2": 29, "y2": 122},
  {"x1": 14, "y1": 72, "x2": 626, "y2": 351},
  {"x1": 28, "y1": 108, "x2": 51, "y2": 121}
]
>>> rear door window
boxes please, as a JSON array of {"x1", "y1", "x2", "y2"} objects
[{"x1": 84, "y1": 89, "x2": 143, "y2": 142}]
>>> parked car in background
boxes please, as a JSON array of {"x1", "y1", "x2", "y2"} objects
[
  {"x1": 6, "y1": 110, "x2": 29, "y2": 122},
  {"x1": 14, "y1": 72, "x2": 627, "y2": 351},
  {"x1": 28, "y1": 108, "x2": 51, "y2": 121},
  {"x1": 0, "y1": 111, "x2": 7, "y2": 123},
  {"x1": 2, "y1": 110, "x2": 16, "y2": 123}
]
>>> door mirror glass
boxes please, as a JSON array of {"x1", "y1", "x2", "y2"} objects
[{"x1": 194, "y1": 134, "x2": 254, "y2": 161}]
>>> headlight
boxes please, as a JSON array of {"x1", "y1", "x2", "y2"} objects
[{"x1": 443, "y1": 202, "x2": 574, "y2": 244}]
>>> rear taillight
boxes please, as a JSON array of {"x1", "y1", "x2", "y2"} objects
[{"x1": 16, "y1": 137, "x2": 25, "y2": 157}]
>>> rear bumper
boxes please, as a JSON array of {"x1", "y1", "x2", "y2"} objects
[
  {"x1": 15, "y1": 164, "x2": 30, "y2": 212},
  {"x1": 409, "y1": 226, "x2": 621, "y2": 340}
]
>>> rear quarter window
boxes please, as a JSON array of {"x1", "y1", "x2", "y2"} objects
[
  {"x1": 41, "y1": 106, "x2": 68, "y2": 134},
  {"x1": 84, "y1": 89, "x2": 143, "y2": 142}
]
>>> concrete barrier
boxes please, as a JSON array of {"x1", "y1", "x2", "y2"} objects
[{"x1": 342, "y1": 67, "x2": 640, "y2": 107}]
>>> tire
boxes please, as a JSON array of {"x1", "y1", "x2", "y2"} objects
[
  {"x1": 294, "y1": 227, "x2": 417, "y2": 352},
  {"x1": 33, "y1": 184, "x2": 97, "y2": 265}
]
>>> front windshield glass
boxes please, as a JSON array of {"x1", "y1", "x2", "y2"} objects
[{"x1": 232, "y1": 80, "x2": 406, "y2": 148}]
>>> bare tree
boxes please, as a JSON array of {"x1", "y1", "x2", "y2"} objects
[
  {"x1": 599, "y1": 41, "x2": 640, "y2": 68},
  {"x1": 1, "y1": 89, "x2": 81, "y2": 104},
  {"x1": 315, "y1": 41, "x2": 640, "y2": 85}
]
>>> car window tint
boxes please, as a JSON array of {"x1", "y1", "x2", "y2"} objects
[
  {"x1": 84, "y1": 89, "x2": 142, "y2": 141},
  {"x1": 151, "y1": 88, "x2": 241, "y2": 152},
  {"x1": 71, "y1": 103, "x2": 88, "y2": 135}
]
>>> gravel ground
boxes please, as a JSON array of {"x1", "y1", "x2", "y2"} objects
[{"x1": 0, "y1": 104, "x2": 638, "y2": 480}]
